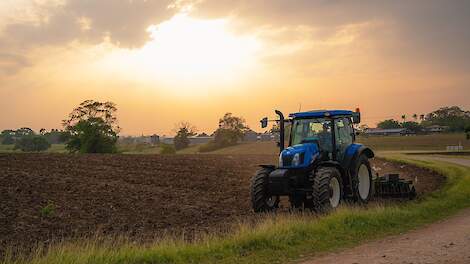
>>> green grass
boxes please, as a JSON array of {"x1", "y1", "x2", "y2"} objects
[
  {"x1": 117, "y1": 143, "x2": 161, "y2": 154},
  {"x1": 4, "y1": 157, "x2": 470, "y2": 264}
]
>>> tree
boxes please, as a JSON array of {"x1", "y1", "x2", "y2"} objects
[
  {"x1": 465, "y1": 126, "x2": 470, "y2": 140},
  {"x1": 412, "y1": 114, "x2": 418, "y2": 121},
  {"x1": 199, "y1": 113, "x2": 249, "y2": 152},
  {"x1": 15, "y1": 127, "x2": 34, "y2": 137},
  {"x1": 14, "y1": 135, "x2": 50, "y2": 152},
  {"x1": 402, "y1": 121, "x2": 423, "y2": 133},
  {"x1": 173, "y1": 122, "x2": 197, "y2": 150},
  {"x1": 377, "y1": 119, "x2": 402, "y2": 129},
  {"x1": 425, "y1": 106, "x2": 470, "y2": 132},
  {"x1": 1, "y1": 130, "x2": 16, "y2": 145},
  {"x1": 215, "y1": 113, "x2": 249, "y2": 145},
  {"x1": 401, "y1": 115, "x2": 406, "y2": 123},
  {"x1": 63, "y1": 100, "x2": 120, "y2": 153}
]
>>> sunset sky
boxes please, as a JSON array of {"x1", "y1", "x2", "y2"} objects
[{"x1": 1, "y1": 0, "x2": 469, "y2": 136}]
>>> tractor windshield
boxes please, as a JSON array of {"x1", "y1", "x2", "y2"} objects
[{"x1": 291, "y1": 118, "x2": 333, "y2": 152}]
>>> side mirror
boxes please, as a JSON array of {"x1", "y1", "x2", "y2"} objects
[
  {"x1": 352, "y1": 112, "x2": 361, "y2": 124},
  {"x1": 260, "y1": 117, "x2": 268, "y2": 128}
]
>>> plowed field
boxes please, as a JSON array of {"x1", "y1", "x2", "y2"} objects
[{"x1": 0, "y1": 154, "x2": 444, "y2": 255}]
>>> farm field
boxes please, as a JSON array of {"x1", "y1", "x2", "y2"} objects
[
  {"x1": 0, "y1": 153, "x2": 444, "y2": 258},
  {"x1": 176, "y1": 133, "x2": 470, "y2": 155},
  {"x1": 357, "y1": 133, "x2": 469, "y2": 151}
]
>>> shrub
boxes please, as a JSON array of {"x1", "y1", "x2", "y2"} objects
[
  {"x1": 40, "y1": 201, "x2": 56, "y2": 217},
  {"x1": 14, "y1": 135, "x2": 51, "y2": 152},
  {"x1": 173, "y1": 122, "x2": 196, "y2": 150}
]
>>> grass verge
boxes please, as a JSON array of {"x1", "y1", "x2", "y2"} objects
[{"x1": 3, "y1": 158, "x2": 470, "y2": 264}]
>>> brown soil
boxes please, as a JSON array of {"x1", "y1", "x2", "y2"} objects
[
  {"x1": 0, "y1": 154, "x2": 444, "y2": 256},
  {"x1": 371, "y1": 158, "x2": 445, "y2": 194}
]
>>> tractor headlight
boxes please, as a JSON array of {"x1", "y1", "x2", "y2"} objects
[{"x1": 292, "y1": 153, "x2": 301, "y2": 166}]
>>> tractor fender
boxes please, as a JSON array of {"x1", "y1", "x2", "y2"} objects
[
  {"x1": 341, "y1": 144, "x2": 374, "y2": 195},
  {"x1": 342, "y1": 144, "x2": 374, "y2": 172}
]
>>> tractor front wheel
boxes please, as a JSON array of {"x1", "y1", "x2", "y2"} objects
[
  {"x1": 312, "y1": 167, "x2": 343, "y2": 213},
  {"x1": 250, "y1": 168, "x2": 279, "y2": 212}
]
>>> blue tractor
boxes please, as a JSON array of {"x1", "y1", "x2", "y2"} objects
[{"x1": 251, "y1": 109, "x2": 376, "y2": 212}]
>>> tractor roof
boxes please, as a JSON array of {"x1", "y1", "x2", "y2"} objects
[{"x1": 289, "y1": 110, "x2": 354, "y2": 119}]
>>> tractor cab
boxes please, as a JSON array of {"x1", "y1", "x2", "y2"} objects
[{"x1": 281, "y1": 110, "x2": 361, "y2": 168}]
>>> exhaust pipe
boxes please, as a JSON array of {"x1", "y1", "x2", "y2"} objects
[{"x1": 275, "y1": 110, "x2": 285, "y2": 153}]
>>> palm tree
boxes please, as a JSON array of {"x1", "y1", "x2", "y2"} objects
[
  {"x1": 401, "y1": 114, "x2": 406, "y2": 123},
  {"x1": 412, "y1": 114, "x2": 418, "y2": 121}
]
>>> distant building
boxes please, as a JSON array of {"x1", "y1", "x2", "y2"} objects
[
  {"x1": 243, "y1": 130, "x2": 259, "y2": 142},
  {"x1": 425, "y1": 125, "x2": 448, "y2": 133},
  {"x1": 150, "y1": 134, "x2": 159, "y2": 145},
  {"x1": 160, "y1": 137, "x2": 174, "y2": 144},
  {"x1": 364, "y1": 128, "x2": 413, "y2": 136}
]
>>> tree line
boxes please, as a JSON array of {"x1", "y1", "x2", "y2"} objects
[
  {"x1": 376, "y1": 106, "x2": 470, "y2": 136},
  {"x1": 4, "y1": 102, "x2": 468, "y2": 153},
  {"x1": 1, "y1": 99, "x2": 251, "y2": 154},
  {"x1": 0, "y1": 128, "x2": 69, "y2": 152}
]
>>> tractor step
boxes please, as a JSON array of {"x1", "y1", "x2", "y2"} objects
[{"x1": 374, "y1": 173, "x2": 417, "y2": 199}]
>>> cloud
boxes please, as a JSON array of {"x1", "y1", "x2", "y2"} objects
[
  {"x1": 0, "y1": 0, "x2": 185, "y2": 74},
  {"x1": 0, "y1": 53, "x2": 32, "y2": 75},
  {"x1": 2, "y1": 0, "x2": 182, "y2": 48},
  {"x1": 191, "y1": 0, "x2": 470, "y2": 74}
]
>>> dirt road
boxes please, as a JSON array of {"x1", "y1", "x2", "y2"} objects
[
  {"x1": 302, "y1": 208, "x2": 470, "y2": 264},
  {"x1": 421, "y1": 156, "x2": 470, "y2": 167},
  {"x1": 301, "y1": 157, "x2": 470, "y2": 264}
]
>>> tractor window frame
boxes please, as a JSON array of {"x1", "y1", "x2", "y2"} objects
[{"x1": 289, "y1": 118, "x2": 334, "y2": 153}]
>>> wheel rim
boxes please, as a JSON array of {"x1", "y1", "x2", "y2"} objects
[
  {"x1": 329, "y1": 177, "x2": 341, "y2": 208},
  {"x1": 358, "y1": 164, "x2": 371, "y2": 200},
  {"x1": 266, "y1": 196, "x2": 277, "y2": 208}
]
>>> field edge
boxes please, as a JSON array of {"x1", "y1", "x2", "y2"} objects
[{"x1": 3, "y1": 157, "x2": 470, "y2": 264}]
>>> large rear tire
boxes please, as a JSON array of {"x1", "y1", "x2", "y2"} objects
[
  {"x1": 250, "y1": 168, "x2": 279, "y2": 212},
  {"x1": 352, "y1": 155, "x2": 373, "y2": 203},
  {"x1": 312, "y1": 167, "x2": 343, "y2": 213}
]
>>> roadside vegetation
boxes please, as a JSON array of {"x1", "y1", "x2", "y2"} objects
[
  {"x1": 375, "y1": 106, "x2": 470, "y2": 133},
  {"x1": 3, "y1": 157, "x2": 469, "y2": 264}
]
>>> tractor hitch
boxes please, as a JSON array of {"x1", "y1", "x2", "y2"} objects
[{"x1": 374, "y1": 173, "x2": 417, "y2": 199}]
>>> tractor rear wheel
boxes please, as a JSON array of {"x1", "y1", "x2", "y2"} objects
[
  {"x1": 312, "y1": 167, "x2": 343, "y2": 213},
  {"x1": 352, "y1": 155, "x2": 373, "y2": 203},
  {"x1": 250, "y1": 168, "x2": 279, "y2": 212}
]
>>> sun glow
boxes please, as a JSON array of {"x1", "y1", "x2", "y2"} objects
[{"x1": 100, "y1": 14, "x2": 262, "y2": 89}]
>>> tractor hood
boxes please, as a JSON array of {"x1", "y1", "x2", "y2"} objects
[{"x1": 279, "y1": 143, "x2": 320, "y2": 168}]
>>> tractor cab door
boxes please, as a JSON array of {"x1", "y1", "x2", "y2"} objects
[{"x1": 334, "y1": 117, "x2": 354, "y2": 161}]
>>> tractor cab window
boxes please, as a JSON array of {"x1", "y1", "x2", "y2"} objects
[
  {"x1": 335, "y1": 117, "x2": 354, "y2": 159},
  {"x1": 291, "y1": 118, "x2": 333, "y2": 153}
]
